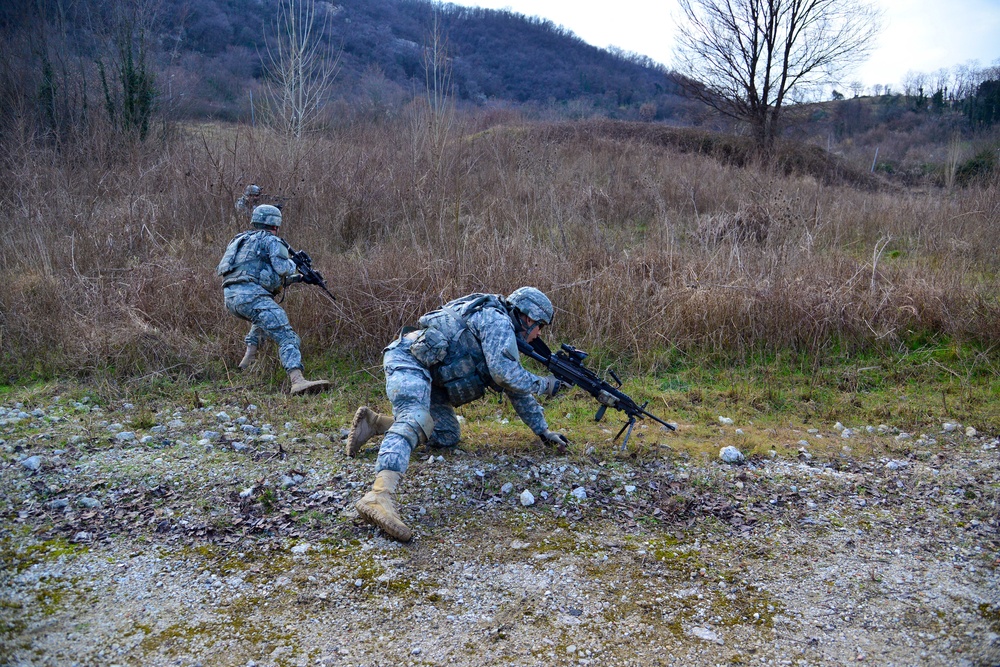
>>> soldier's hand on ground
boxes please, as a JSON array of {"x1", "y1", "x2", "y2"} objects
[
  {"x1": 540, "y1": 429, "x2": 569, "y2": 447},
  {"x1": 542, "y1": 375, "x2": 564, "y2": 398}
]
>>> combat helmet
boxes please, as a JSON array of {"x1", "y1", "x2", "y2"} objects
[
  {"x1": 507, "y1": 286, "x2": 554, "y2": 326},
  {"x1": 251, "y1": 204, "x2": 282, "y2": 228},
  {"x1": 244, "y1": 184, "x2": 261, "y2": 196}
]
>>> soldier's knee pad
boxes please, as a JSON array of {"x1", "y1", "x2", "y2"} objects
[
  {"x1": 385, "y1": 410, "x2": 435, "y2": 448},
  {"x1": 428, "y1": 425, "x2": 460, "y2": 448}
]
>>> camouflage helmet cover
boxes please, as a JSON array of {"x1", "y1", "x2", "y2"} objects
[
  {"x1": 507, "y1": 286, "x2": 554, "y2": 326},
  {"x1": 251, "y1": 204, "x2": 282, "y2": 228},
  {"x1": 244, "y1": 184, "x2": 261, "y2": 196}
]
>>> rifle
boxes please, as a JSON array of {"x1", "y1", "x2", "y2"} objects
[
  {"x1": 517, "y1": 337, "x2": 676, "y2": 449},
  {"x1": 289, "y1": 249, "x2": 337, "y2": 303}
]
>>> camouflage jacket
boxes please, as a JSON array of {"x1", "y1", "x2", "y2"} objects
[
  {"x1": 217, "y1": 230, "x2": 300, "y2": 295},
  {"x1": 411, "y1": 293, "x2": 550, "y2": 433}
]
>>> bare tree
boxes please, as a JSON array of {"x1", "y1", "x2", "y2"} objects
[
  {"x1": 262, "y1": 0, "x2": 340, "y2": 137},
  {"x1": 675, "y1": 0, "x2": 882, "y2": 153}
]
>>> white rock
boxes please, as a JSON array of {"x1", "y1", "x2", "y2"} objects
[
  {"x1": 965, "y1": 426, "x2": 977, "y2": 437},
  {"x1": 688, "y1": 626, "x2": 723, "y2": 644},
  {"x1": 571, "y1": 487, "x2": 587, "y2": 500},
  {"x1": 519, "y1": 490, "x2": 535, "y2": 506},
  {"x1": 500, "y1": 482, "x2": 514, "y2": 495},
  {"x1": 841, "y1": 428, "x2": 853, "y2": 439},
  {"x1": 735, "y1": 428, "x2": 744, "y2": 436},
  {"x1": 895, "y1": 433, "x2": 912, "y2": 441},
  {"x1": 290, "y1": 543, "x2": 310, "y2": 555},
  {"x1": 624, "y1": 485, "x2": 636, "y2": 495},
  {"x1": 834, "y1": 422, "x2": 845, "y2": 432},
  {"x1": 719, "y1": 446, "x2": 745, "y2": 464},
  {"x1": 20, "y1": 455, "x2": 42, "y2": 471},
  {"x1": 115, "y1": 431, "x2": 135, "y2": 442},
  {"x1": 942, "y1": 422, "x2": 958, "y2": 432},
  {"x1": 216, "y1": 412, "x2": 231, "y2": 422},
  {"x1": 797, "y1": 440, "x2": 810, "y2": 447},
  {"x1": 77, "y1": 497, "x2": 101, "y2": 509},
  {"x1": 239, "y1": 487, "x2": 255, "y2": 498},
  {"x1": 718, "y1": 416, "x2": 734, "y2": 425}
]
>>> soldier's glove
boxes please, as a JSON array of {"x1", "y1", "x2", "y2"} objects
[
  {"x1": 540, "y1": 429, "x2": 569, "y2": 447},
  {"x1": 542, "y1": 375, "x2": 564, "y2": 398}
]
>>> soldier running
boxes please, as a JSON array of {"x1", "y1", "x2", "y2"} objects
[{"x1": 217, "y1": 204, "x2": 329, "y2": 395}]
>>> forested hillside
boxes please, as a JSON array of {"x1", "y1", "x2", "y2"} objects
[{"x1": 0, "y1": 0, "x2": 693, "y2": 125}]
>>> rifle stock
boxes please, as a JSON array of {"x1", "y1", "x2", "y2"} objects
[{"x1": 516, "y1": 337, "x2": 676, "y2": 449}]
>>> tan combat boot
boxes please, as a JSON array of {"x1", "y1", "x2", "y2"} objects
[
  {"x1": 238, "y1": 344, "x2": 258, "y2": 370},
  {"x1": 345, "y1": 407, "x2": 394, "y2": 457},
  {"x1": 356, "y1": 470, "x2": 412, "y2": 542},
  {"x1": 288, "y1": 368, "x2": 330, "y2": 395}
]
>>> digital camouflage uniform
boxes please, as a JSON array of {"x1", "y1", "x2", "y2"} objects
[
  {"x1": 375, "y1": 294, "x2": 551, "y2": 474},
  {"x1": 234, "y1": 185, "x2": 261, "y2": 219},
  {"x1": 218, "y1": 230, "x2": 304, "y2": 371}
]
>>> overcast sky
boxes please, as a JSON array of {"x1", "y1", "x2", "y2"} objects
[{"x1": 456, "y1": 0, "x2": 1000, "y2": 91}]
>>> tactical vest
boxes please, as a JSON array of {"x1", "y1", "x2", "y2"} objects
[
  {"x1": 217, "y1": 230, "x2": 287, "y2": 294},
  {"x1": 408, "y1": 294, "x2": 509, "y2": 406}
]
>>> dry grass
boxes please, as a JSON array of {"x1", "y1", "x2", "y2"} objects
[{"x1": 1, "y1": 110, "x2": 999, "y2": 381}]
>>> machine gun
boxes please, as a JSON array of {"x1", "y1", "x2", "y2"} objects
[
  {"x1": 290, "y1": 250, "x2": 337, "y2": 303},
  {"x1": 517, "y1": 337, "x2": 676, "y2": 449}
]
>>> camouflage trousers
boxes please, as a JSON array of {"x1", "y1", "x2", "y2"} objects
[
  {"x1": 223, "y1": 287, "x2": 302, "y2": 371},
  {"x1": 376, "y1": 337, "x2": 462, "y2": 474}
]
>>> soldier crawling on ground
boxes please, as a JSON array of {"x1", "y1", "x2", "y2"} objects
[
  {"x1": 217, "y1": 204, "x2": 329, "y2": 395},
  {"x1": 346, "y1": 287, "x2": 568, "y2": 542}
]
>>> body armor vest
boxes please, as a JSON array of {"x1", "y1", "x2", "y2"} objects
[
  {"x1": 409, "y1": 293, "x2": 508, "y2": 406},
  {"x1": 217, "y1": 230, "x2": 287, "y2": 294}
]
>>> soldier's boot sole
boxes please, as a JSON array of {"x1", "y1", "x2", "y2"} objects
[
  {"x1": 346, "y1": 407, "x2": 392, "y2": 457},
  {"x1": 356, "y1": 492, "x2": 412, "y2": 542},
  {"x1": 290, "y1": 379, "x2": 330, "y2": 395}
]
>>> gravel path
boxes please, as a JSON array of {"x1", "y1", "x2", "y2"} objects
[{"x1": 1, "y1": 394, "x2": 998, "y2": 667}]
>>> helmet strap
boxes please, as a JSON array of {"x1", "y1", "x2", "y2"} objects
[
  {"x1": 508, "y1": 307, "x2": 526, "y2": 337},
  {"x1": 512, "y1": 311, "x2": 538, "y2": 339}
]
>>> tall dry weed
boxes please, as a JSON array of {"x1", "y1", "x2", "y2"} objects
[{"x1": 1, "y1": 111, "x2": 998, "y2": 380}]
